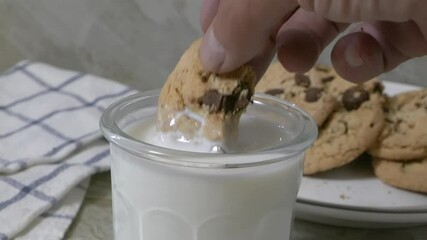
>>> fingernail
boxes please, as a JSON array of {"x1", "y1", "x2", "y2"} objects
[
  {"x1": 345, "y1": 44, "x2": 364, "y2": 67},
  {"x1": 200, "y1": 28, "x2": 225, "y2": 71}
]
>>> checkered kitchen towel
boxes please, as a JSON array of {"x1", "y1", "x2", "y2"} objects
[{"x1": 0, "y1": 61, "x2": 136, "y2": 239}]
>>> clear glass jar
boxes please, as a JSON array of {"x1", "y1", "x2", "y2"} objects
[{"x1": 100, "y1": 90, "x2": 317, "y2": 240}]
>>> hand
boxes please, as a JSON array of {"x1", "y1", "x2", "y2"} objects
[
  {"x1": 199, "y1": 0, "x2": 299, "y2": 79},
  {"x1": 200, "y1": 0, "x2": 427, "y2": 82}
]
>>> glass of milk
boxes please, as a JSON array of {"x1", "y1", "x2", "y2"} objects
[{"x1": 100, "y1": 90, "x2": 317, "y2": 240}]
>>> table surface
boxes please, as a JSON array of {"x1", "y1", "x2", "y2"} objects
[{"x1": 64, "y1": 172, "x2": 427, "y2": 240}]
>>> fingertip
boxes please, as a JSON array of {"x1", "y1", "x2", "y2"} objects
[
  {"x1": 331, "y1": 32, "x2": 385, "y2": 83},
  {"x1": 277, "y1": 29, "x2": 320, "y2": 73}
]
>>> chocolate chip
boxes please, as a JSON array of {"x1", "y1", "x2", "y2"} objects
[
  {"x1": 304, "y1": 87, "x2": 322, "y2": 102},
  {"x1": 294, "y1": 73, "x2": 311, "y2": 87},
  {"x1": 415, "y1": 102, "x2": 421, "y2": 108},
  {"x1": 201, "y1": 89, "x2": 222, "y2": 112},
  {"x1": 201, "y1": 85, "x2": 252, "y2": 114},
  {"x1": 265, "y1": 88, "x2": 284, "y2": 96},
  {"x1": 321, "y1": 76, "x2": 335, "y2": 83},
  {"x1": 373, "y1": 82, "x2": 384, "y2": 93},
  {"x1": 222, "y1": 95, "x2": 239, "y2": 113},
  {"x1": 342, "y1": 87, "x2": 370, "y2": 111}
]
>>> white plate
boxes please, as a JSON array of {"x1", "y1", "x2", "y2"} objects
[{"x1": 295, "y1": 81, "x2": 427, "y2": 228}]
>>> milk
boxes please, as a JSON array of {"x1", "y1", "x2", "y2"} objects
[
  {"x1": 110, "y1": 115, "x2": 303, "y2": 240},
  {"x1": 127, "y1": 114, "x2": 294, "y2": 153}
]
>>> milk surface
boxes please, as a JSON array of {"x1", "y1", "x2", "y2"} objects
[
  {"x1": 111, "y1": 114, "x2": 302, "y2": 240},
  {"x1": 127, "y1": 114, "x2": 292, "y2": 153}
]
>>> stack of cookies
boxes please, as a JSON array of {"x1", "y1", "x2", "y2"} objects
[
  {"x1": 369, "y1": 90, "x2": 427, "y2": 194},
  {"x1": 256, "y1": 63, "x2": 427, "y2": 194}
]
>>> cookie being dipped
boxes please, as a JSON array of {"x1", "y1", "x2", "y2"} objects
[{"x1": 157, "y1": 39, "x2": 256, "y2": 144}]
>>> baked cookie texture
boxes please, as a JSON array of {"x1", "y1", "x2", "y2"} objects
[
  {"x1": 369, "y1": 89, "x2": 427, "y2": 160},
  {"x1": 157, "y1": 39, "x2": 256, "y2": 142},
  {"x1": 256, "y1": 63, "x2": 336, "y2": 126},
  {"x1": 303, "y1": 76, "x2": 385, "y2": 175},
  {"x1": 373, "y1": 157, "x2": 427, "y2": 194}
]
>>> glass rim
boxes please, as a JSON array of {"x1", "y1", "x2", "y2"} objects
[{"x1": 100, "y1": 90, "x2": 318, "y2": 169}]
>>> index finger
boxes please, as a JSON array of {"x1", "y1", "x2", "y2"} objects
[{"x1": 200, "y1": 0, "x2": 298, "y2": 73}]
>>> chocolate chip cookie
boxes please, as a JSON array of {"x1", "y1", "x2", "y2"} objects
[
  {"x1": 373, "y1": 157, "x2": 427, "y2": 194},
  {"x1": 303, "y1": 78, "x2": 385, "y2": 175},
  {"x1": 369, "y1": 89, "x2": 427, "y2": 160},
  {"x1": 157, "y1": 39, "x2": 256, "y2": 142},
  {"x1": 256, "y1": 63, "x2": 336, "y2": 126}
]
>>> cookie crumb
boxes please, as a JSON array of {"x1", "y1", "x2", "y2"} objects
[{"x1": 198, "y1": 70, "x2": 210, "y2": 83}]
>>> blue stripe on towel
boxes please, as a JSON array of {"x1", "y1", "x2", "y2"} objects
[
  {"x1": 0, "y1": 177, "x2": 57, "y2": 206},
  {"x1": 40, "y1": 212, "x2": 73, "y2": 220},
  {"x1": 0, "y1": 109, "x2": 71, "y2": 141},
  {"x1": 85, "y1": 149, "x2": 109, "y2": 166},
  {"x1": 0, "y1": 73, "x2": 85, "y2": 109},
  {"x1": 0, "y1": 149, "x2": 109, "y2": 211},
  {"x1": 42, "y1": 131, "x2": 98, "y2": 158},
  {"x1": 21, "y1": 68, "x2": 91, "y2": 106},
  {"x1": 0, "y1": 87, "x2": 132, "y2": 141},
  {"x1": 0, "y1": 164, "x2": 70, "y2": 211},
  {"x1": 0, "y1": 61, "x2": 31, "y2": 78}
]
